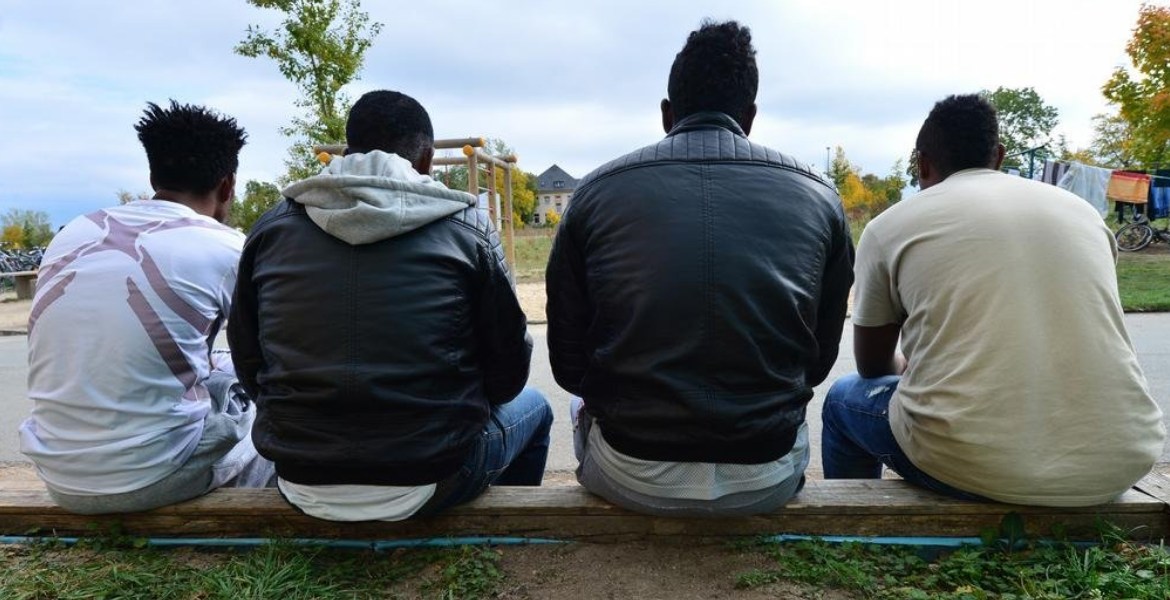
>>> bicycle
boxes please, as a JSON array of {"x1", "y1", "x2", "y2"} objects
[{"x1": 1116, "y1": 216, "x2": 1170, "y2": 252}]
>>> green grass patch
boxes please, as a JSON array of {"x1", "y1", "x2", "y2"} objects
[
  {"x1": 513, "y1": 229, "x2": 555, "y2": 283},
  {"x1": 1117, "y1": 252, "x2": 1170, "y2": 312},
  {"x1": 736, "y1": 525, "x2": 1170, "y2": 600},
  {"x1": 0, "y1": 540, "x2": 502, "y2": 600}
]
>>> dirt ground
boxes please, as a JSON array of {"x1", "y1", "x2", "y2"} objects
[
  {"x1": 517, "y1": 282, "x2": 546, "y2": 323},
  {"x1": 491, "y1": 542, "x2": 849, "y2": 600},
  {"x1": 0, "y1": 294, "x2": 30, "y2": 334}
]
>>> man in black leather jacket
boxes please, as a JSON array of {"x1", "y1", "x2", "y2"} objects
[
  {"x1": 547, "y1": 21, "x2": 853, "y2": 517},
  {"x1": 229, "y1": 90, "x2": 552, "y2": 522}
]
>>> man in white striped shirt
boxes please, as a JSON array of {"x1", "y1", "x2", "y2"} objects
[{"x1": 20, "y1": 101, "x2": 274, "y2": 514}]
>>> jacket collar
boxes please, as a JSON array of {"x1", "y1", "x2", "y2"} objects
[{"x1": 666, "y1": 111, "x2": 746, "y2": 138}]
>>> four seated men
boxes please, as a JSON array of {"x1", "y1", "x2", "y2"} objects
[{"x1": 17, "y1": 24, "x2": 1167, "y2": 519}]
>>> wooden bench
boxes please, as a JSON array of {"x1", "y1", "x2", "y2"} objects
[
  {"x1": 2, "y1": 470, "x2": 1167, "y2": 543},
  {"x1": 4, "y1": 270, "x2": 37, "y2": 300}
]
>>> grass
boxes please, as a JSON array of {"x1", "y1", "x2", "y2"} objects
[
  {"x1": 2, "y1": 521, "x2": 1168, "y2": 599},
  {"x1": 512, "y1": 228, "x2": 556, "y2": 283},
  {"x1": 1117, "y1": 251, "x2": 1170, "y2": 311},
  {"x1": 0, "y1": 540, "x2": 503, "y2": 600},
  {"x1": 736, "y1": 522, "x2": 1170, "y2": 600}
]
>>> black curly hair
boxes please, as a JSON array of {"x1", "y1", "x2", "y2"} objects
[
  {"x1": 346, "y1": 90, "x2": 434, "y2": 163},
  {"x1": 135, "y1": 100, "x2": 247, "y2": 195},
  {"x1": 667, "y1": 20, "x2": 759, "y2": 127},
  {"x1": 916, "y1": 94, "x2": 1000, "y2": 177}
]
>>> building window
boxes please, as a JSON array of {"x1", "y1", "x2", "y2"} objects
[{"x1": 554, "y1": 181, "x2": 565, "y2": 189}]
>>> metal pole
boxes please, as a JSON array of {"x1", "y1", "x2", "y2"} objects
[
  {"x1": 825, "y1": 147, "x2": 831, "y2": 174},
  {"x1": 503, "y1": 167, "x2": 516, "y2": 272},
  {"x1": 467, "y1": 152, "x2": 479, "y2": 197}
]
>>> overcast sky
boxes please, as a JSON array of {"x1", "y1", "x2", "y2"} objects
[{"x1": 0, "y1": 0, "x2": 1149, "y2": 226}]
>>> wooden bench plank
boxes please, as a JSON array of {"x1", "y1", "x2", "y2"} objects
[
  {"x1": 1135, "y1": 472, "x2": 1170, "y2": 506},
  {"x1": 1, "y1": 478, "x2": 1164, "y2": 542}
]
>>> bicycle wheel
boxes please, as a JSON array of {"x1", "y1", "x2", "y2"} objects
[{"x1": 1117, "y1": 222, "x2": 1154, "y2": 252}]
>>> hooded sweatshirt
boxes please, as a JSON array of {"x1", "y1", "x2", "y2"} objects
[
  {"x1": 229, "y1": 148, "x2": 532, "y2": 501},
  {"x1": 283, "y1": 150, "x2": 476, "y2": 244}
]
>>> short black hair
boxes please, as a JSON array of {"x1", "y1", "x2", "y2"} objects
[
  {"x1": 135, "y1": 100, "x2": 247, "y2": 194},
  {"x1": 667, "y1": 20, "x2": 759, "y2": 127},
  {"x1": 915, "y1": 94, "x2": 1000, "y2": 176},
  {"x1": 346, "y1": 90, "x2": 434, "y2": 163}
]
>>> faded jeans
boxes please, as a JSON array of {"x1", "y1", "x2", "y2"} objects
[
  {"x1": 415, "y1": 387, "x2": 554, "y2": 516},
  {"x1": 821, "y1": 373, "x2": 988, "y2": 502}
]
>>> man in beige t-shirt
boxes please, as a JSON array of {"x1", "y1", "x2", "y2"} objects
[{"x1": 823, "y1": 94, "x2": 1165, "y2": 507}]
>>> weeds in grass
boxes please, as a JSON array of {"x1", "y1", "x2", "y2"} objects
[
  {"x1": 423, "y1": 545, "x2": 505, "y2": 600},
  {"x1": 0, "y1": 540, "x2": 473, "y2": 600},
  {"x1": 736, "y1": 520, "x2": 1170, "y2": 599}
]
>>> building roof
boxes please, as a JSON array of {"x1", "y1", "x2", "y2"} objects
[{"x1": 536, "y1": 165, "x2": 578, "y2": 193}]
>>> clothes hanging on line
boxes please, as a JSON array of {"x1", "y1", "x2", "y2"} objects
[
  {"x1": 1148, "y1": 169, "x2": 1170, "y2": 220},
  {"x1": 1040, "y1": 159, "x2": 1071, "y2": 186},
  {"x1": 1057, "y1": 162, "x2": 1111, "y2": 216},
  {"x1": 1108, "y1": 171, "x2": 1151, "y2": 204}
]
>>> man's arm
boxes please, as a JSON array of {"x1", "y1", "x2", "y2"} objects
[
  {"x1": 545, "y1": 207, "x2": 591, "y2": 397},
  {"x1": 854, "y1": 323, "x2": 907, "y2": 379},
  {"x1": 809, "y1": 205, "x2": 855, "y2": 386},
  {"x1": 476, "y1": 225, "x2": 532, "y2": 405},
  {"x1": 227, "y1": 237, "x2": 265, "y2": 400},
  {"x1": 850, "y1": 222, "x2": 908, "y2": 379}
]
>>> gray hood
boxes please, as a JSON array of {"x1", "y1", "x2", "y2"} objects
[{"x1": 283, "y1": 150, "x2": 476, "y2": 245}]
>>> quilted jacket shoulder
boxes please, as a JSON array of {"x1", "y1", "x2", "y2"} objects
[{"x1": 575, "y1": 112, "x2": 835, "y2": 194}]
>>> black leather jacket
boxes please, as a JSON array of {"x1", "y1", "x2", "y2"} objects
[
  {"x1": 547, "y1": 112, "x2": 853, "y2": 464},
  {"x1": 229, "y1": 200, "x2": 531, "y2": 486}
]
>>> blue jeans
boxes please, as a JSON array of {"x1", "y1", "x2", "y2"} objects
[
  {"x1": 419, "y1": 387, "x2": 553, "y2": 515},
  {"x1": 821, "y1": 373, "x2": 987, "y2": 502}
]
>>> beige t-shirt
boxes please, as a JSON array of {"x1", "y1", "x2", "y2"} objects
[{"x1": 853, "y1": 168, "x2": 1165, "y2": 507}]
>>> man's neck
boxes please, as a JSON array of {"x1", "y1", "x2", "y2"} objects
[{"x1": 152, "y1": 190, "x2": 218, "y2": 220}]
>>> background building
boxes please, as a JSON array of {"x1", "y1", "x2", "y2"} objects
[{"x1": 533, "y1": 165, "x2": 578, "y2": 225}]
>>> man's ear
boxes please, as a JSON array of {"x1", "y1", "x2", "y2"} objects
[
  {"x1": 993, "y1": 143, "x2": 1006, "y2": 170},
  {"x1": 414, "y1": 146, "x2": 435, "y2": 176},
  {"x1": 218, "y1": 173, "x2": 237, "y2": 204},
  {"x1": 740, "y1": 103, "x2": 758, "y2": 136},
  {"x1": 661, "y1": 99, "x2": 674, "y2": 134}
]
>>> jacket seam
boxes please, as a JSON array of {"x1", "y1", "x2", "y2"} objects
[
  {"x1": 576, "y1": 159, "x2": 835, "y2": 199},
  {"x1": 447, "y1": 214, "x2": 492, "y2": 241},
  {"x1": 701, "y1": 163, "x2": 714, "y2": 407}
]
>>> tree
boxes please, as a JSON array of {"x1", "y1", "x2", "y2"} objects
[
  {"x1": 1103, "y1": 3, "x2": 1170, "y2": 169},
  {"x1": 828, "y1": 146, "x2": 854, "y2": 190},
  {"x1": 2, "y1": 209, "x2": 53, "y2": 248},
  {"x1": 2, "y1": 225, "x2": 25, "y2": 249},
  {"x1": 884, "y1": 159, "x2": 907, "y2": 203},
  {"x1": 236, "y1": 0, "x2": 383, "y2": 184},
  {"x1": 116, "y1": 190, "x2": 152, "y2": 205},
  {"x1": 1084, "y1": 111, "x2": 1136, "y2": 168},
  {"x1": 230, "y1": 180, "x2": 284, "y2": 233},
  {"x1": 839, "y1": 172, "x2": 877, "y2": 215},
  {"x1": 544, "y1": 209, "x2": 561, "y2": 227},
  {"x1": 980, "y1": 87, "x2": 1060, "y2": 171}
]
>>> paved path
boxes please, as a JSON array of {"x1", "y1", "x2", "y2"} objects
[{"x1": 2, "y1": 314, "x2": 1169, "y2": 471}]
